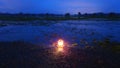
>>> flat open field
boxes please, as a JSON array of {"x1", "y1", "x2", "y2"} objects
[{"x1": 0, "y1": 20, "x2": 120, "y2": 68}]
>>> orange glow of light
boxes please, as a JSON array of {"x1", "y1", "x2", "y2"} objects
[
  {"x1": 57, "y1": 47, "x2": 64, "y2": 52},
  {"x1": 55, "y1": 39, "x2": 65, "y2": 52},
  {"x1": 57, "y1": 39, "x2": 64, "y2": 48}
]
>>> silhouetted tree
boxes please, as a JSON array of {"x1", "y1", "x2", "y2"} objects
[
  {"x1": 65, "y1": 13, "x2": 70, "y2": 19},
  {"x1": 78, "y1": 12, "x2": 81, "y2": 19},
  {"x1": 83, "y1": 13, "x2": 89, "y2": 18},
  {"x1": 45, "y1": 13, "x2": 49, "y2": 17},
  {"x1": 97, "y1": 12, "x2": 105, "y2": 18},
  {"x1": 108, "y1": 12, "x2": 117, "y2": 18}
]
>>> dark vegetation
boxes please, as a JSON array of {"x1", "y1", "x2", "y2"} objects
[
  {"x1": 0, "y1": 12, "x2": 120, "y2": 21},
  {"x1": 0, "y1": 41, "x2": 120, "y2": 68},
  {"x1": 96, "y1": 39, "x2": 120, "y2": 53}
]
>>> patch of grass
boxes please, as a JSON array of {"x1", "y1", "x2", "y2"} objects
[
  {"x1": 97, "y1": 39, "x2": 120, "y2": 53},
  {"x1": 111, "y1": 45, "x2": 120, "y2": 53}
]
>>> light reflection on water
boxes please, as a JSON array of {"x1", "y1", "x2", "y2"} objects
[
  {"x1": 57, "y1": 47, "x2": 64, "y2": 52},
  {"x1": 51, "y1": 45, "x2": 73, "y2": 63},
  {"x1": 45, "y1": 46, "x2": 89, "y2": 68}
]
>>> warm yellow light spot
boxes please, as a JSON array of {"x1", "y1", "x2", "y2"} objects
[
  {"x1": 57, "y1": 39, "x2": 64, "y2": 48},
  {"x1": 57, "y1": 47, "x2": 63, "y2": 52},
  {"x1": 55, "y1": 39, "x2": 65, "y2": 52}
]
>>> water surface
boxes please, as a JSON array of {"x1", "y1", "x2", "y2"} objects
[{"x1": 0, "y1": 21, "x2": 120, "y2": 47}]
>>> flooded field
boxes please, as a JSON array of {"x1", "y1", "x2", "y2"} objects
[{"x1": 0, "y1": 21, "x2": 120, "y2": 47}]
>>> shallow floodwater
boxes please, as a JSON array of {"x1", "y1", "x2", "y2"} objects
[{"x1": 0, "y1": 21, "x2": 120, "y2": 47}]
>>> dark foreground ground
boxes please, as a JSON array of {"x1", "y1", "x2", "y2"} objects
[{"x1": 0, "y1": 42, "x2": 120, "y2": 68}]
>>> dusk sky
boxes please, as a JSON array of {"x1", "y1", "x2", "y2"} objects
[{"x1": 0, "y1": 0, "x2": 120, "y2": 14}]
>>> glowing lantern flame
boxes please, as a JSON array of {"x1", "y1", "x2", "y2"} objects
[
  {"x1": 55, "y1": 39, "x2": 65, "y2": 52},
  {"x1": 57, "y1": 39, "x2": 64, "y2": 48}
]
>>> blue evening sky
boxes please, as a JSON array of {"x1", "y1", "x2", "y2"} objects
[{"x1": 0, "y1": 0, "x2": 120, "y2": 14}]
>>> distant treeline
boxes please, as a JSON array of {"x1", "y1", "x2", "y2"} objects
[{"x1": 0, "y1": 12, "x2": 120, "y2": 21}]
